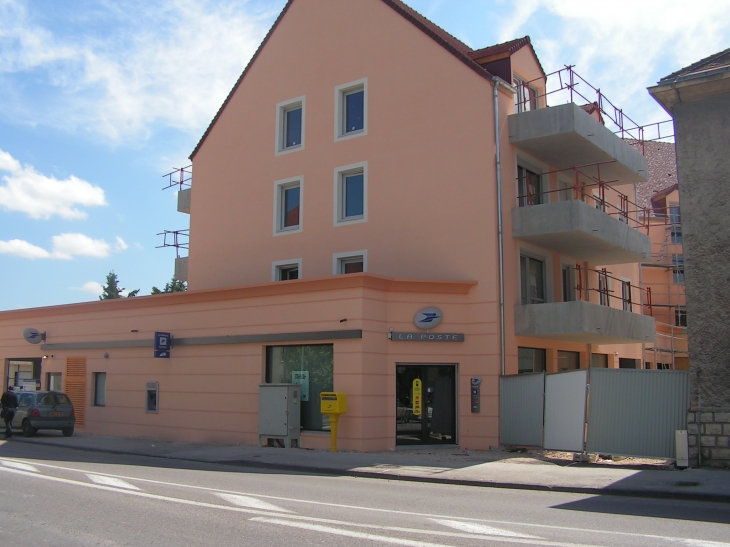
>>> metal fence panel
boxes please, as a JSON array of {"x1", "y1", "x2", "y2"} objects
[
  {"x1": 544, "y1": 369, "x2": 588, "y2": 452},
  {"x1": 500, "y1": 373, "x2": 544, "y2": 447},
  {"x1": 586, "y1": 369, "x2": 690, "y2": 458}
]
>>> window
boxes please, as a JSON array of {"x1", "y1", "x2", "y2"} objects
[
  {"x1": 558, "y1": 180, "x2": 574, "y2": 202},
  {"x1": 275, "y1": 97, "x2": 305, "y2": 155},
  {"x1": 675, "y1": 307, "x2": 687, "y2": 327},
  {"x1": 672, "y1": 254, "x2": 684, "y2": 284},
  {"x1": 558, "y1": 351, "x2": 580, "y2": 371},
  {"x1": 671, "y1": 227, "x2": 683, "y2": 244},
  {"x1": 334, "y1": 162, "x2": 367, "y2": 225},
  {"x1": 621, "y1": 280, "x2": 632, "y2": 311},
  {"x1": 562, "y1": 265, "x2": 575, "y2": 302},
  {"x1": 513, "y1": 76, "x2": 538, "y2": 113},
  {"x1": 18, "y1": 394, "x2": 32, "y2": 408},
  {"x1": 47, "y1": 372, "x2": 62, "y2": 391},
  {"x1": 334, "y1": 251, "x2": 366, "y2": 274},
  {"x1": 669, "y1": 204, "x2": 681, "y2": 225},
  {"x1": 518, "y1": 347, "x2": 545, "y2": 374},
  {"x1": 146, "y1": 382, "x2": 159, "y2": 413},
  {"x1": 657, "y1": 363, "x2": 672, "y2": 370},
  {"x1": 94, "y1": 372, "x2": 106, "y2": 406},
  {"x1": 590, "y1": 354, "x2": 608, "y2": 368},
  {"x1": 266, "y1": 345, "x2": 333, "y2": 431},
  {"x1": 272, "y1": 259, "x2": 302, "y2": 281},
  {"x1": 619, "y1": 358, "x2": 639, "y2": 369},
  {"x1": 517, "y1": 166, "x2": 542, "y2": 206},
  {"x1": 273, "y1": 177, "x2": 303, "y2": 235},
  {"x1": 520, "y1": 254, "x2": 545, "y2": 304},
  {"x1": 335, "y1": 78, "x2": 367, "y2": 140},
  {"x1": 598, "y1": 272, "x2": 610, "y2": 306}
]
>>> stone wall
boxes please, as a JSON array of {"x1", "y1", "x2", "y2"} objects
[{"x1": 688, "y1": 410, "x2": 730, "y2": 468}]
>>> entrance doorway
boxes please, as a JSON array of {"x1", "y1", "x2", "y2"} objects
[{"x1": 396, "y1": 364, "x2": 456, "y2": 445}]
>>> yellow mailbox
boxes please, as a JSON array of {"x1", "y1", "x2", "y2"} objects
[{"x1": 320, "y1": 392, "x2": 347, "y2": 452}]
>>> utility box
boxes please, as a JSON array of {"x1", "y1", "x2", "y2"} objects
[
  {"x1": 258, "y1": 384, "x2": 300, "y2": 448},
  {"x1": 675, "y1": 430, "x2": 689, "y2": 468}
]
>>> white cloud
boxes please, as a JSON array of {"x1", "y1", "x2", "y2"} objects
[
  {"x1": 114, "y1": 236, "x2": 128, "y2": 252},
  {"x1": 0, "y1": 148, "x2": 107, "y2": 219},
  {"x1": 73, "y1": 281, "x2": 104, "y2": 296},
  {"x1": 0, "y1": 0, "x2": 276, "y2": 142},
  {"x1": 0, "y1": 233, "x2": 110, "y2": 260}
]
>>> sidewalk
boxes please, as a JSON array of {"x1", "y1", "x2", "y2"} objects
[{"x1": 6, "y1": 432, "x2": 730, "y2": 503}]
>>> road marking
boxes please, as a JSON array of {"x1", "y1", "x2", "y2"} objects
[
  {"x1": 1, "y1": 460, "x2": 39, "y2": 473},
  {"x1": 681, "y1": 541, "x2": 730, "y2": 547},
  {"x1": 217, "y1": 493, "x2": 293, "y2": 513},
  {"x1": 432, "y1": 519, "x2": 540, "y2": 539},
  {"x1": 250, "y1": 517, "x2": 458, "y2": 547},
  {"x1": 87, "y1": 474, "x2": 141, "y2": 490},
  {"x1": 1, "y1": 457, "x2": 726, "y2": 547}
]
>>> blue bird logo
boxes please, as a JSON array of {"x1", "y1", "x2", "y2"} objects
[{"x1": 419, "y1": 312, "x2": 441, "y2": 323}]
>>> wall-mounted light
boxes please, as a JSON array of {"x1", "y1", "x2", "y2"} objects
[
  {"x1": 339, "y1": 318, "x2": 347, "y2": 323},
  {"x1": 131, "y1": 330, "x2": 138, "y2": 333},
  {"x1": 104, "y1": 353, "x2": 109, "y2": 359}
]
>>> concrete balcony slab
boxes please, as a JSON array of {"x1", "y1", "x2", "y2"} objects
[
  {"x1": 174, "y1": 257, "x2": 188, "y2": 281},
  {"x1": 515, "y1": 300, "x2": 656, "y2": 345},
  {"x1": 512, "y1": 200, "x2": 651, "y2": 264},
  {"x1": 177, "y1": 188, "x2": 191, "y2": 214},
  {"x1": 509, "y1": 103, "x2": 648, "y2": 185}
]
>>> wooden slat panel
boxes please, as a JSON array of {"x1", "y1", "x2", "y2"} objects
[{"x1": 65, "y1": 357, "x2": 86, "y2": 427}]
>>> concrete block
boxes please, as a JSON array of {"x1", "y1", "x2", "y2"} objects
[
  {"x1": 717, "y1": 436, "x2": 729, "y2": 448},
  {"x1": 688, "y1": 423, "x2": 699, "y2": 435},
  {"x1": 704, "y1": 423, "x2": 723, "y2": 435},
  {"x1": 715, "y1": 412, "x2": 730, "y2": 423},
  {"x1": 689, "y1": 447, "x2": 699, "y2": 458},
  {"x1": 710, "y1": 448, "x2": 730, "y2": 460},
  {"x1": 724, "y1": 424, "x2": 730, "y2": 435},
  {"x1": 687, "y1": 412, "x2": 696, "y2": 423},
  {"x1": 700, "y1": 412, "x2": 714, "y2": 423},
  {"x1": 688, "y1": 434, "x2": 697, "y2": 446},
  {"x1": 701, "y1": 436, "x2": 716, "y2": 447},
  {"x1": 702, "y1": 447, "x2": 711, "y2": 458}
]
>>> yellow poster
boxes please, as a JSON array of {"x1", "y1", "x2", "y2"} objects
[{"x1": 412, "y1": 378, "x2": 422, "y2": 416}]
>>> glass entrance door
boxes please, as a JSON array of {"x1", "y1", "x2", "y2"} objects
[{"x1": 396, "y1": 364, "x2": 456, "y2": 445}]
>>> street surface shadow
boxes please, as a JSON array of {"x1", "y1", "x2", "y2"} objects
[{"x1": 553, "y1": 494, "x2": 730, "y2": 524}]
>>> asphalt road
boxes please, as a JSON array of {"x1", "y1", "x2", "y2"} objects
[{"x1": 0, "y1": 440, "x2": 727, "y2": 547}]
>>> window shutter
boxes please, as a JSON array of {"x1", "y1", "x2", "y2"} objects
[{"x1": 65, "y1": 357, "x2": 87, "y2": 427}]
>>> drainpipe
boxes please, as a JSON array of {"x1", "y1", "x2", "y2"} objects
[{"x1": 492, "y1": 77, "x2": 507, "y2": 376}]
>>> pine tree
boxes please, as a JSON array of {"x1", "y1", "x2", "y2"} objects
[
  {"x1": 99, "y1": 271, "x2": 140, "y2": 299},
  {"x1": 151, "y1": 277, "x2": 187, "y2": 295}
]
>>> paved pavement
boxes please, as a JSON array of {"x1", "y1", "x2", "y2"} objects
[{"x1": 6, "y1": 432, "x2": 730, "y2": 503}]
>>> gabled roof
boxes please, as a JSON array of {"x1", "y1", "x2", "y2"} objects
[
  {"x1": 189, "y1": 0, "x2": 537, "y2": 160},
  {"x1": 580, "y1": 102, "x2": 604, "y2": 124},
  {"x1": 659, "y1": 47, "x2": 730, "y2": 84},
  {"x1": 468, "y1": 36, "x2": 546, "y2": 78}
]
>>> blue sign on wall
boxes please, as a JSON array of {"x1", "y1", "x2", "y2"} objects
[{"x1": 154, "y1": 332, "x2": 171, "y2": 358}]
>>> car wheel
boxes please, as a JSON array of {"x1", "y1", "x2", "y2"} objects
[
  {"x1": 61, "y1": 427, "x2": 74, "y2": 437},
  {"x1": 21, "y1": 420, "x2": 37, "y2": 437}
]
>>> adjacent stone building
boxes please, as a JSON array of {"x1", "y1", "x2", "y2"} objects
[{"x1": 649, "y1": 48, "x2": 730, "y2": 467}]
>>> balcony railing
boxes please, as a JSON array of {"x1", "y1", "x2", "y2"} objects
[
  {"x1": 573, "y1": 264, "x2": 652, "y2": 316},
  {"x1": 162, "y1": 165, "x2": 192, "y2": 191},
  {"x1": 156, "y1": 229, "x2": 189, "y2": 258}
]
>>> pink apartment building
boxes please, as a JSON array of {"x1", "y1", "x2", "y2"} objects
[{"x1": 0, "y1": 0, "x2": 657, "y2": 451}]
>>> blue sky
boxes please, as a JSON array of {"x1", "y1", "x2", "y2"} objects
[{"x1": 1, "y1": 0, "x2": 728, "y2": 311}]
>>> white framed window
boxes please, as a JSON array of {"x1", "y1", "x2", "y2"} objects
[
  {"x1": 333, "y1": 161, "x2": 367, "y2": 225},
  {"x1": 517, "y1": 165, "x2": 543, "y2": 206},
  {"x1": 513, "y1": 74, "x2": 538, "y2": 113},
  {"x1": 146, "y1": 381, "x2": 158, "y2": 413},
  {"x1": 94, "y1": 372, "x2": 106, "y2": 407},
  {"x1": 333, "y1": 250, "x2": 367, "y2": 275},
  {"x1": 335, "y1": 78, "x2": 367, "y2": 141},
  {"x1": 272, "y1": 259, "x2": 302, "y2": 281},
  {"x1": 598, "y1": 271, "x2": 611, "y2": 306},
  {"x1": 273, "y1": 176, "x2": 303, "y2": 236},
  {"x1": 620, "y1": 278, "x2": 632, "y2": 311},
  {"x1": 518, "y1": 245, "x2": 553, "y2": 305},
  {"x1": 275, "y1": 96, "x2": 305, "y2": 155}
]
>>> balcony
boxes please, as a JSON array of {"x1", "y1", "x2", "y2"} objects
[
  {"x1": 178, "y1": 188, "x2": 191, "y2": 214},
  {"x1": 509, "y1": 103, "x2": 647, "y2": 185},
  {"x1": 512, "y1": 199, "x2": 651, "y2": 264},
  {"x1": 515, "y1": 300, "x2": 656, "y2": 345}
]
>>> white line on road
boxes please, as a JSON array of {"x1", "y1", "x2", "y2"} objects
[
  {"x1": 1, "y1": 457, "x2": 726, "y2": 547},
  {"x1": 217, "y1": 493, "x2": 293, "y2": 513},
  {"x1": 681, "y1": 541, "x2": 730, "y2": 547},
  {"x1": 86, "y1": 474, "x2": 141, "y2": 490},
  {"x1": 431, "y1": 519, "x2": 541, "y2": 539},
  {"x1": 1, "y1": 460, "x2": 39, "y2": 473},
  {"x1": 250, "y1": 517, "x2": 466, "y2": 547}
]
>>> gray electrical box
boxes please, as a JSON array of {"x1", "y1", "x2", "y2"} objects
[{"x1": 258, "y1": 384, "x2": 301, "y2": 448}]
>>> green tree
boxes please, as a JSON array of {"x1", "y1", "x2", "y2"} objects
[
  {"x1": 151, "y1": 277, "x2": 187, "y2": 295},
  {"x1": 99, "y1": 271, "x2": 139, "y2": 300}
]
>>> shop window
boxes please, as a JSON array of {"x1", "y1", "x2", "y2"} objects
[
  {"x1": 94, "y1": 372, "x2": 106, "y2": 407},
  {"x1": 146, "y1": 382, "x2": 159, "y2": 413},
  {"x1": 558, "y1": 351, "x2": 580, "y2": 371},
  {"x1": 590, "y1": 354, "x2": 608, "y2": 368},
  {"x1": 520, "y1": 254, "x2": 545, "y2": 304},
  {"x1": 47, "y1": 372, "x2": 62, "y2": 391},
  {"x1": 266, "y1": 345, "x2": 333, "y2": 431},
  {"x1": 619, "y1": 358, "x2": 639, "y2": 369},
  {"x1": 518, "y1": 347, "x2": 545, "y2": 374}
]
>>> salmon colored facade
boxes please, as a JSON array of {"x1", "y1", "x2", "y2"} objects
[{"x1": 0, "y1": 0, "x2": 657, "y2": 451}]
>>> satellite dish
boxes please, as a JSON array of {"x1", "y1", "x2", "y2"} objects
[{"x1": 23, "y1": 328, "x2": 45, "y2": 345}]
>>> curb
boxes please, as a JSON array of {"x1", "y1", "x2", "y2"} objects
[{"x1": 9, "y1": 437, "x2": 730, "y2": 504}]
